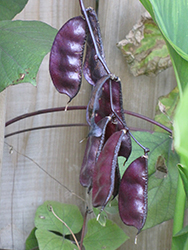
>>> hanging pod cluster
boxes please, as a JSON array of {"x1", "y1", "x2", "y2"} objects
[{"x1": 49, "y1": 4, "x2": 149, "y2": 234}]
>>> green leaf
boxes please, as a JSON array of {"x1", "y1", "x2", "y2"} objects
[
  {"x1": 119, "y1": 131, "x2": 179, "y2": 229},
  {"x1": 174, "y1": 84, "x2": 188, "y2": 196},
  {"x1": 25, "y1": 227, "x2": 39, "y2": 250},
  {"x1": 83, "y1": 218, "x2": 128, "y2": 250},
  {"x1": 0, "y1": 20, "x2": 57, "y2": 92},
  {"x1": 139, "y1": 0, "x2": 155, "y2": 20},
  {"x1": 140, "y1": 0, "x2": 188, "y2": 93},
  {"x1": 35, "y1": 201, "x2": 83, "y2": 235},
  {"x1": 149, "y1": 0, "x2": 188, "y2": 61},
  {"x1": 35, "y1": 229, "x2": 79, "y2": 250},
  {"x1": 155, "y1": 87, "x2": 179, "y2": 132},
  {"x1": 0, "y1": 0, "x2": 29, "y2": 21},
  {"x1": 178, "y1": 164, "x2": 188, "y2": 198},
  {"x1": 172, "y1": 225, "x2": 188, "y2": 250}
]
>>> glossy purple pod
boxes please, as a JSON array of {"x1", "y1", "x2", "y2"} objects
[
  {"x1": 49, "y1": 16, "x2": 86, "y2": 102},
  {"x1": 83, "y1": 7, "x2": 107, "y2": 85},
  {"x1": 87, "y1": 75, "x2": 132, "y2": 160},
  {"x1": 79, "y1": 116, "x2": 111, "y2": 189},
  {"x1": 105, "y1": 121, "x2": 132, "y2": 161},
  {"x1": 86, "y1": 74, "x2": 110, "y2": 125},
  {"x1": 92, "y1": 130, "x2": 125, "y2": 208},
  {"x1": 118, "y1": 156, "x2": 148, "y2": 233}
]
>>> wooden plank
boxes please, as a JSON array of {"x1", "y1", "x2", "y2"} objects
[
  {"x1": 0, "y1": 1, "x2": 95, "y2": 249},
  {"x1": 97, "y1": 1, "x2": 177, "y2": 249}
]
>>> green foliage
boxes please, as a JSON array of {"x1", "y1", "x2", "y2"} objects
[
  {"x1": 174, "y1": 85, "x2": 188, "y2": 196},
  {"x1": 36, "y1": 229, "x2": 79, "y2": 250},
  {"x1": 119, "y1": 131, "x2": 179, "y2": 229},
  {"x1": 140, "y1": 0, "x2": 188, "y2": 94},
  {"x1": 172, "y1": 225, "x2": 188, "y2": 250},
  {"x1": 25, "y1": 227, "x2": 38, "y2": 250},
  {"x1": 155, "y1": 87, "x2": 179, "y2": 132},
  {"x1": 26, "y1": 201, "x2": 127, "y2": 250},
  {"x1": 0, "y1": 0, "x2": 28, "y2": 20},
  {"x1": 0, "y1": 20, "x2": 57, "y2": 92},
  {"x1": 83, "y1": 218, "x2": 128, "y2": 250},
  {"x1": 35, "y1": 201, "x2": 83, "y2": 235}
]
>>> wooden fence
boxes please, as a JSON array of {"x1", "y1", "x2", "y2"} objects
[{"x1": 0, "y1": 0, "x2": 185, "y2": 249}]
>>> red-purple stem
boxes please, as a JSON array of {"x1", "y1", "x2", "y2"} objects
[{"x1": 5, "y1": 106, "x2": 172, "y2": 134}]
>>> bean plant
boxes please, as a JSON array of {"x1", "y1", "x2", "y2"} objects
[{"x1": 1, "y1": 0, "x2": 188, "y2": 250}]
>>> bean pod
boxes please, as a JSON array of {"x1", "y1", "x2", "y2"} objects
[
  {"x1": 92, "y1": 130, "x2": 126, "y2": 208},
  {"x1": 49, "y1": 16, "x2": 86, "y2": 102},
  {"x1": 118, "y1": 155, "x2": 148, "y2": 233}
]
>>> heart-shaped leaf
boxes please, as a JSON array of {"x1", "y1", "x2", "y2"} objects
[
  {"x1": 83, "y1": 218, "x2": 128, "y2": 250},
  {"x1": 35, "y1": 201, "x2": 83, "y2": 235},
  {"x1": 0, "y1": 0, "x2": 29, "y2": 21},
  {"x1": 36, "y1": 229, "x2": 79, "y2": 250},
  {"x1": 0, "y1": 20, "x2": 57, "y2": 92}
]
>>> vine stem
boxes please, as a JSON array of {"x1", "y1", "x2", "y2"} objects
[
  {"x1": 80, "y1": 208, "x2": 89, "y2": 249},
  {"x1": 78, "y1": 0, "x2": 111, "y2": 75},
  {"x1": 49, "y1": 205, "x2": 81, "y2": 250},
  {"x1": 4, "y1": 106, "x2": 172, "y2": 138},
  {"x1": 5, "y1": 106, "x2": 172, "y2": 132}
]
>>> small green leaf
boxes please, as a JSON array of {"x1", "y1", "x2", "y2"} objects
[
  {"x1": 35, "y1": 229, "x2": 79, "y2": 250},
  {"x1": 0, "y1": 0, "x2": 29, "y2": 21},
  {"x1": 25, "y1": 227, "x2": 39, "y2": 250},
  {"x1": 172, "y1": 225, "x2": 188, "y2": 250},
  {"x1": 154, "y1": 87, "x2": 179, "y2": 132},
  {"x1": 35, "y1": 201, "x2": 83, "y2": 235},
  {"x1": 0, "y1": 20, "x2": 57, "y2": 92},
  {"x1": 119, "y1": 131, "x2": 179, "y2": 229},
  {"x1": 83, "y1": 218, "x2": 128, "y2": 250}
]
